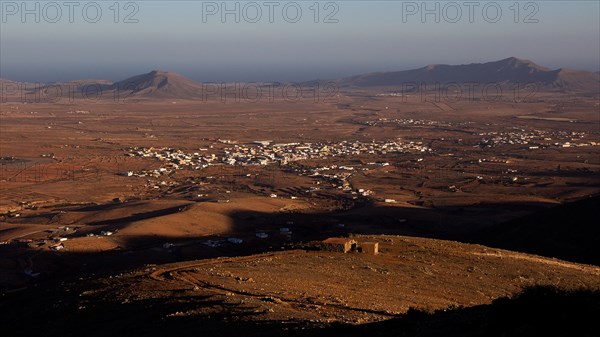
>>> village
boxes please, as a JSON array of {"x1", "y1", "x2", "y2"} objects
[
  {"x1": 120, "y1": 124, "x2": 599, "y2": 198},
  {"x1": 124, "y1": 138, "x2": 432, "y2": 179},
  {"x1": 361, "y1": 118, "x2": 596, "y2": 150},
  {"x1": 477, "y1": 129, "x2": 594, "y2": 149}
]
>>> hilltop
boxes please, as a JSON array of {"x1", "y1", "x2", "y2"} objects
[{"x1": 2, "y1": 234, "x2": 599, "y2": 337}]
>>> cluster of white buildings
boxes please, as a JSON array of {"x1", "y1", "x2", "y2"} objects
[
  {"x1": 363, "y1": 117, "x2": 463, "y2": 127},
  {"x1": 478, "y1": 129, "x2": 594, "y2": 149},
  {"x1": 124, "y1": 139, "x2": 432, "y2": 177},
  {"x1": 361, "y1": 118, "x2": 596, "y2": 151}
]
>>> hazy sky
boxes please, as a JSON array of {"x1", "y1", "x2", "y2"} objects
[{"x1": 1, "y1": 1, "x2": 599, "y2": 82}]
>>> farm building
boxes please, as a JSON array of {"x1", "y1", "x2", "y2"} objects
[
  {"x1": 361, "y1": 242, "x2": 379, "y2": 255},
  {"x1": 320, "y1": 238, "x2": 357, "y2": 253}
]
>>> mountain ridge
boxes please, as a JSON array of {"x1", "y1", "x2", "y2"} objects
[
  {"x1": 2, "y1": 58, "x2": 598, "y2": 99},
  {"x1": 328, "y1": 57, "x2": 598, "y2": 91}
]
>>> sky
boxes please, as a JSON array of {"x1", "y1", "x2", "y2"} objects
[{"x1": 1, "y1": 0, "x2": 599, "y2": 82}]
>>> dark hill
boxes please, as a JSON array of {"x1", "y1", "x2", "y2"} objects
[{"x1": 470, "y1": 195, "x2": 600, "y2": 266}]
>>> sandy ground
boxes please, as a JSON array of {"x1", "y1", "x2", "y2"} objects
[{"x1": 0, "y1": 91, "x2": 598, "y2": 335}]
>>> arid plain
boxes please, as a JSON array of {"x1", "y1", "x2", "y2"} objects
[{"x1": 1, "y1": 60, "x2": 599, "y2": 336}]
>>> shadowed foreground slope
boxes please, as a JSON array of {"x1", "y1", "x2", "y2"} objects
[
  {"x1": 2, "y1": 232, "x2": 599, "y2": 337},
  {"x1": 472, "y1": 195, "x2": 600, "y2": 266},
  {"x1": 2, "y1": 285, "x2": 598, "y2": 337},
  {"x1": 312, "y1": 286, "x2": 600, "y2": 337}
]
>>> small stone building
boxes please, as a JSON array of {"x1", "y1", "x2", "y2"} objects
[
  {"x1": 321, "y1": 238, "x2": 357, "y2": 253},
  {"x1": 361, "y1": 242, "x2": 379, "y2": 255}
]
